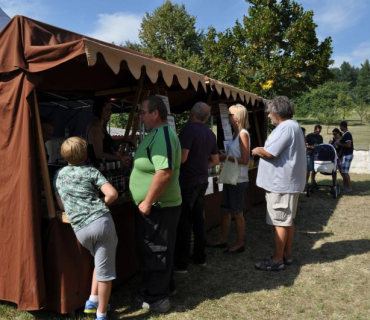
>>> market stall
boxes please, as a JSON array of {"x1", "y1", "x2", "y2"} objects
[{"x1": 0, "y1": 15, "x2": 266, "y2": 314}]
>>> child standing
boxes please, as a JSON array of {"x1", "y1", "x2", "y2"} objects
[{"x1": 53, "y1": 137, "x2": 118, "y2": 320}]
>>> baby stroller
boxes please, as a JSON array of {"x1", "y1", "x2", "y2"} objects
[{"x1": 307, "y1": 143, "x2": 340, "y2": 199}]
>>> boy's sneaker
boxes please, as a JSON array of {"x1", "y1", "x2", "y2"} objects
[
  {"x1": 174, "y1": 266, "x2": 188, "y2": 274},
  {"x1": 96, "y1": 316, "x2": 108, "y2": 320},
  {"x1": 189, "y1": 255, "x2": 207, "y2": 267},
  {"x1": 142, "y1": 297, "x2": 171, "y2": 313},
  {"x1": 84, "y1": 300, "x2": 111, "y2": 314}
]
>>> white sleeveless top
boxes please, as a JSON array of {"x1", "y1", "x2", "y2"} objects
[{"x1": 226, "y1": 129, "x2": 250, "y2": 183}]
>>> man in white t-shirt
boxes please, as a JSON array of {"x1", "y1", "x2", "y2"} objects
[{"x1": 252, "y1": 96, "x2": 306, "y2": 271}]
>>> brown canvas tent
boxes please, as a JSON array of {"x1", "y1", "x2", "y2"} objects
[{"x1": 0, "y1": 15, "x2": 264, "y2": 313}]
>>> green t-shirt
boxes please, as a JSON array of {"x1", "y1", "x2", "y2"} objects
[
  {"x1": 53, "y1": 165, "x2": 110, "y2": 232},
  {"x1": 129, "y1": 124, "x2": 182, "y2": 207}
]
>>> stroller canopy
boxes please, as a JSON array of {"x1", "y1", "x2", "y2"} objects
[{"x1": 314, "y1": 143, "x2": 337, "y2": 162}]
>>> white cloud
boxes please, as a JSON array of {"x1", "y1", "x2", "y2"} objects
[
  {"x1": 333, "y1": 42, "x2": 370, "y2": 67},
  {"x1": 332, "y1": 55, "x2": 354, "y2": 68},
  {"x1": 0, "y1": 0, "x2": 49, "y2": 20},
  {"x1": 87, "y1": 12, "x2": 142, "y2": 45},
  {"x1": 313, "y1": 0, "x2": 367, "y2": 34},
  {"x1": 351, "y1": 42, "x2": 370, "y2": 67}
]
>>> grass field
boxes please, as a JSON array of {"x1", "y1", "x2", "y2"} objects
[
  {"x1": 1, "y1": 173, "x2": 370, "y2": 319},
  {"x1": 297, "y1": 114, "x2": 370, "y2": 149}
]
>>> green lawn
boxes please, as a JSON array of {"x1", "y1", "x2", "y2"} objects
[
  {"x1": 1, "y1": 174, "x2": 370, "y2": 319},
  {"x1": 297, "y1": 114, "x2": 370, "y2": 149}
]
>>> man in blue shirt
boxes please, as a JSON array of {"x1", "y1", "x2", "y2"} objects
[{"x1": 174, "y1": 102, "x2": 219, "y2": 273}]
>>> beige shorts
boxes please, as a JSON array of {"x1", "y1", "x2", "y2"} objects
[{"x1": 265, "y1": 192, "x2": 299, "y2": 227}]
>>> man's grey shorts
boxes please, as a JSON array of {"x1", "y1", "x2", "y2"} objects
[
  {"x1": 76, "y1": 213, "x2": 118, "y2": 281},
  {"x1": 265, "y1": 192, "x2": 299, "y2": 227}
]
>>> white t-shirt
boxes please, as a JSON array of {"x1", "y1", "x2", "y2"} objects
[
  {"x1": 256, "y1": 120, "x2": 306, "y2": 193},
  {"x1": 226, "y1": 129, "x2": 250, "y2": 183}
]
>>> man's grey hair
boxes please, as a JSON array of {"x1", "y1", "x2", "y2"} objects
[
  {"x1": 266, "y1": 96, "x2": 295, "y2": 119},
  {"x1": 192, "y1": 102, "x2": 211, "y2": 122}
]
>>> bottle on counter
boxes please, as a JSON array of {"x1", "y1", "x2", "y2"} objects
[
  {"x1": 99, "y1": 162, "x2": 105, "y2": 175},
  {"x1": 111, "y1": 161, "x2": 118, "y2": 190},
  {"x1": 116, "y1": 161, "x2": 125, "y2": 193},
  {"x1": 105, "y1": 162, "x2": 113, "y2": 185}
]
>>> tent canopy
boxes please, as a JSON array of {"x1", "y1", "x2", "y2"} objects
[
  {"x1": 0, "y1": 15, "x2": 263, "y2": 312},
  {"x1": 0, "y1": 15, "x2": 262, "y2": 112}
]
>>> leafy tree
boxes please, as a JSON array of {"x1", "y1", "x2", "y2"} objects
[
  {"x1": 334, "y1": 82, "x2": 355, "y2": 119},
  {"x1": 202, "y1": 27, "x2": 241, "y2": 85},
  {"x1": 110, "y1": 113, "x2": 129, "y2": 129},
  {"x1": 355, "y1": 103, "x2": 370, "y2": 124},
  {"x1": 338, "y1": 62, "x2": 358, "y2": 89},
  {"x1": 295, "y1": 81, "x2": 346, "y2": 132},
  {"x1": 355, "y1": 59, "x2": 370, "y2": 104},
  {"x1": 137, "y1": 0, "x2": 204, "y2": 73},
  {"x1": 124, "y1": 40, "x2": 144, "y2": 53},
  {"x1": 330, "y1": 67, "x2": 341, "y2": 81},
  {"x1": 203, "y1": 0, "x2": 333, "y2": 98},
  {"x1": 330, "y1": 62, "x2": 358, "y2": 89}
]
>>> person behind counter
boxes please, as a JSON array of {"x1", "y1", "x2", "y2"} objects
[
  {"x1": 212, "y1": 104, "x2": 250, "y2": 254},
  {"x1": 41, "y1": 117, "x2": 54, "y2": 161},
  {"x1": 53, "y1": 137, "x2": 118, "y2": 320},
  {"x1": 86, "y1": 97, "x2": 133, "y2": 167}
]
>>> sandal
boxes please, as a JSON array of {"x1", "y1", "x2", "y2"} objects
[
  {"x1": 284, "y1": 256, "x2": 293, "y2": 265},
  {"x1": 265, "y1": 255, "x2": 293, "y2": 265},
  {"x1": 255, "y1": 256, "x2": 285, "y2": 271}
]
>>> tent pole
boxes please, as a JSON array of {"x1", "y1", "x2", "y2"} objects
[
  {"x1": 34, "y1": 91, "x2": 56, "y2": 218},
  {"x1": 251, "y1": 101, "x2": 263, "y2": 146},
  {"x1": 124, "y1": 72, "x2": 145, "y2": 139},
  {"x1": 131, "y1": 90, "x2": 150, "y2": 139}
]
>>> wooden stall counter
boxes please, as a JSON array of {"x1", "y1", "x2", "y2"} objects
[{"x1": 43, "y1": 196, "x2": 139, "y2": 314}]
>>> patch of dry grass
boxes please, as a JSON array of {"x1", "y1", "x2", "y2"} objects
[{"x1": 1, "y1": 174, "x2": 370, "y2": 320}]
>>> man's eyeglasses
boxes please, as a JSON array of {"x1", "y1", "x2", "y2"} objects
[{"x1": 139, "y1": 110, "x2": 150, "y2": 116}]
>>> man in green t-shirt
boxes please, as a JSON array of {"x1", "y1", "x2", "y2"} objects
[{"x1": 130, "y1": 95, "x2": 181, "y2": 313}]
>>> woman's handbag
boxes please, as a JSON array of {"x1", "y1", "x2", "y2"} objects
[{"x1": 217, "y1": 155, "x2": 239, "y2": 185}]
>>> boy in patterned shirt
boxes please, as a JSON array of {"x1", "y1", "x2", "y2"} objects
[{"x1": 53, "y1": 137, "x2": 118, "y2": 320}]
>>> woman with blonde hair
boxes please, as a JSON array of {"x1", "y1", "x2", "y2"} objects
[{"x1": 212, "y1": 104, "x2": 250, "y2": 253}]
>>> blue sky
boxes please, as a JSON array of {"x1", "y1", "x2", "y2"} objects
[{"x1": 1, "y1": 0, "x2": 370, "y2": 68}]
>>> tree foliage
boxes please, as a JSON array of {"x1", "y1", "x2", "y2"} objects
[
  {"x1": 203, "y1": 0, "x2": 333, "y2": 98},
  {"x1": 355, "y1": 59, "x2": 370, "y2": 104},
  {"x1": 137, "y1": 0, "x2": 204, "y2": 73},
  {"x1": 295, "y1": 81, "x2": 354, "y2": 132},
  {"x1": 355, "y1": 103, "x2": 370, "y2": 124},
  {"x1": 330, "y1": 62, "x2": 359, "y2": 88},
  {"x1": 110, "y1": 113, "x2": 129, "y2": 129}
]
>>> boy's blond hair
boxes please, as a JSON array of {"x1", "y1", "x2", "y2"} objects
[{"x1": 61, "y1": 137, "x2": 87, "y2": 165}]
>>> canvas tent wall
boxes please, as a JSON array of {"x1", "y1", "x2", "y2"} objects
[{"x1": 0, "y1": 15, "x2": 264, "y2": 313}]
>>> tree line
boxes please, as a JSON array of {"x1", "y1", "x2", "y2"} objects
[
  {"x1": 111, "y1": 0, "x2": 369, "y2": 129},
  {"x1": 295, "y1": 60, "x2": 370, "y2": 128}
]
